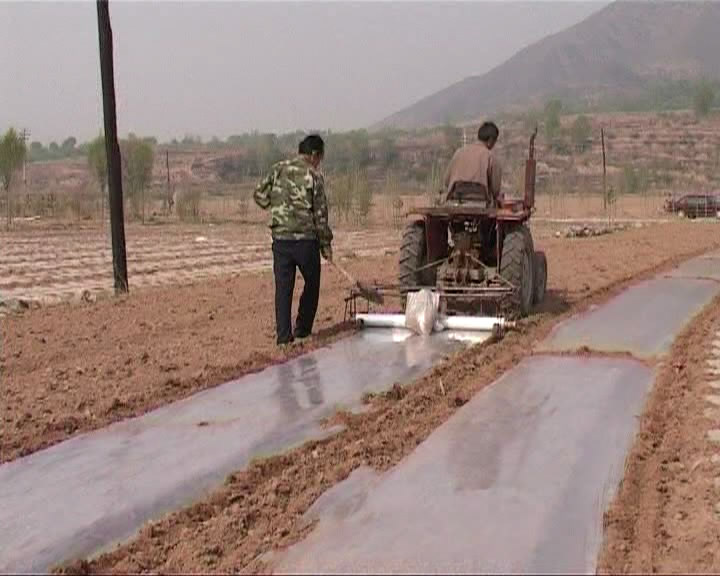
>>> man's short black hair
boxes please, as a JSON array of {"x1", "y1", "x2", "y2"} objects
[
  {"x1": 299, "y1": 134, "x2": 324, "y2": 157},
  {"x1": 477, "y1": 122, "x2": 499, "y2": 143}
]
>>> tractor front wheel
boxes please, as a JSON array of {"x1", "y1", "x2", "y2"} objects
[{"x1": 500, "y1": 224, "x2": 534, "y2": 318}]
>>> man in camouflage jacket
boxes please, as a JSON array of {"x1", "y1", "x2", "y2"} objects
[{"x1": 254, "y1": 134, "x2": 333, "y2": 345}]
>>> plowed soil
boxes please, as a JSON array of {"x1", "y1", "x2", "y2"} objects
[
  {"x1": 1, "y1": 254, "x2": 392, "y2": 463},
  {"x1": 599, "y1": 292, "x2": 720, "y2": 574},
  {"x1": 22, "y1": 220, "x2": 717, "y2": 573},
  {"x1": 0, "y1": 223, "x2": 396, "y2": 306}
]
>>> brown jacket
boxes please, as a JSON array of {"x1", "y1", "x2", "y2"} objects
[{"x1": 443, "y1": 141, "x2": 502, "y2": 202}]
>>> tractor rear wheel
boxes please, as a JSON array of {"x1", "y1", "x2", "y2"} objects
[
  {"x1": 399, "y1": 221, "x2": 435, "y2": 291},
  {"x1": 500, "y1": 224, "x2": 534, "y2": 318},
  {"x1": 533, "y1": 250, "x2": 547, "y2": 305}
]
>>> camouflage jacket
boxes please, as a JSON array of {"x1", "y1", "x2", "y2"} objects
[{"x1": 253, "y1": 157, "x2": 333, "y2": 247}]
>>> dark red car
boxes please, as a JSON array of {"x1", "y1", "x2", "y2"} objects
[{"x1": 664, "y1": 193, "x2": 720, "y2": 219}]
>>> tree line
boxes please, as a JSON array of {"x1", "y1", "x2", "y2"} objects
[{"x1": 3, "y1": 76, "x2": 717, "y2": 226}]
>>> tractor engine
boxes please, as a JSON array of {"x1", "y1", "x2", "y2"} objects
[{"x1": 437, "y1": 219, "x2": 490, "y2": 288}]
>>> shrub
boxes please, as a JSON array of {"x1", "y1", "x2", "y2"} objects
[
  {"x1": 570, "y1": 115, "x2": 592, "y2": 152},
  {"x1": 694, "y1": 79, "x2": 715, "y2": 118},
  {"x1": 352, "y1": 169, "x2": 372, "y2": 226},
  {"x1": 176, "y1": 188, "x2": 202, "y2": 222}
]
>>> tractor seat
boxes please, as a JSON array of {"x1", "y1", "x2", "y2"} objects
[{"x1": 446, "y1": 181, "x2": 495, "y2": 207}]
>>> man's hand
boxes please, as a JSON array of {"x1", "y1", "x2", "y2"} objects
[{"x1": 320, "y1": 244, "x2": 333, "y2": 262}]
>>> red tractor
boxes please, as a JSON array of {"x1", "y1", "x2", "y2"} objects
[{"x1": 396, "y1": 130, "x2": 546, "y2": 319}]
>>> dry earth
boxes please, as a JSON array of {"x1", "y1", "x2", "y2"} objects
[
  {"x1": 11, "y1": 220, "x2": 712, "y2": 572},
  {"x1": 1, "y1": 251, "x2": 394, "y2": 463},
  {"x1": 599, "y1": 292, "x2": 720, "y2": 573},
  {"x1": 5, "y1": 221, "x2": 714, "y2": 463},
  {"x1": 0, "y1": 223, "x2": 397, "y2": 306}
]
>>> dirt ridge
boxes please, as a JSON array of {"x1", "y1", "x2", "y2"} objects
[
  {"x1": 57, "y1": 230, "x2": 720, "y2": 574},
  {"x1": 599, "y1": 293, "x2": 720, "y2": 573}
]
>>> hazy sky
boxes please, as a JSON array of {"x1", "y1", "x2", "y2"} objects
[{"x1": 1, "y1": 1, "x2": 607, "y2": 144}]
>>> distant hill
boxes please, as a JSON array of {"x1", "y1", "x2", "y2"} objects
[{"x1": 374, "y1": 1, "x2": 720, "y2": 130}]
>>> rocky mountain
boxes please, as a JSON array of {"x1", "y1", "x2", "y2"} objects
[{"x1": 375, "y1": 1, "x2": 720, "y2": 130}]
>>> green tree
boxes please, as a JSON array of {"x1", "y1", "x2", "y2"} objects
[
  {"x1": 327, "y1": 167, "x2": 371, "y2": 225},
  {"x1": 30, "y1": 141, "x2": 44, "y2": 160},
  {"x1": 324, "y1": 131, "x2": 370, "y2": 172},
  {"x1": 121, "y1": 137, "x2": 155, "y2": 222},
  {"x1": 347, "y1": 130, "x2": 370, "y2": 168},
  {"x1": 226, "y1": 134, "x2": 246, "y2": 147},
  {"x1": 61, "y1": 136, "x2": 77, "y2": 155},
  {"x1": 570, "y1": 115, "x2": 592, "y2": 152},
  {"x1": 694, "y1": 79, "x2": 715, "y2": 118},
  {"x1": 352, "y1": 168, "x2": 372, "y2": 226},
  {"x1": 181, "y1": 134, "x2": 201, "y2": 147},
  {"x1": 0, "y1": 128, "x2": 27, "y2": 229},
  {"x1": 88, "y1": 135, "x2": 107, "y2": 190},
  {"x1": 88, "y1": 134, "x2": 107, "y2": 220},
  {"x1": 377, "y1": 135, "x2": 399, "y2": 168},
  {"x1": 76, "y1": 141, "x2": 90, "y2": 156},
  {"x1": 544, "y1": 99, "x2": 562, "y2": 141}
]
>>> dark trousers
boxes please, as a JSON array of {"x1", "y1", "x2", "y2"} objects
[{"x1": 272, "y1": 239, "x2": 321, "y2": 344}]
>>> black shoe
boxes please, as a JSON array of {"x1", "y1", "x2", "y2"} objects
[{"x1": 294, "y1": 329, "x2": 311, "y2": 340}]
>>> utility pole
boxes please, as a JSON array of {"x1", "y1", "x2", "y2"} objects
[
  {"x1": 97, "y1": 0, "x2": 129, "y2": 294},
  {"x1": 20, "y1": 128, "x2": 29, "y2": 219},
  {"x1": 20, "y1": 128, "x2": 29, "y2": 186},
  {"x1": 601, "y1": 127, "x2": 607, "y2": 215},
  {"x1": 166, "y1": 149, "x2": 173, "y2": 215}
]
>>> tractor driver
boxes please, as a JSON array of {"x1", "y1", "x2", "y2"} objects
[{"x1": 443, "y1": 121, "x2": 503, "y2": 205}]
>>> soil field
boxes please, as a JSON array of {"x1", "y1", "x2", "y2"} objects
[
  {"x1": 0, "y1": 204, "x2": 688, "y2": 311},
  {"x1": 0, "y1": 250, "x2": 396, "y2": 463},
  {"x1": 57, "y1": 221, "x2": 720, "y2": 574},
  {"x1": 0, "y1": 223, "x2": 397, "y2": 307},
  {"x1": 599, "y1": 293, "x2": 720, "y2": 573},
  {"x1": 3, "y1": 221, "x2": 719, "y2": 571}
]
